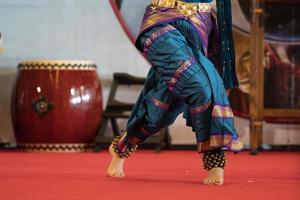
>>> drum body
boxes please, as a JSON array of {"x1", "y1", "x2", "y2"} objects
[{"x1": 12, "y1": 60, "x2": 103, "y2": 151}]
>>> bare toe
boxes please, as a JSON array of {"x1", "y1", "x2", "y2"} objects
[
  {"x1": 203, "y1": 167, "x2": 224, "y2": 185},
  {"x1": 107, "y1": 145, "x2": 126, "y2": 178}
]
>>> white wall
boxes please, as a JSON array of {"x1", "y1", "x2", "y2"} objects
[
  {"x1": 0, "y1": 0, "x2": 150, "y2": 145},
  {"x1": 0, "y1": 0, "x2": 150, "y2": 77},
  {"x1": 120, "y1": 0, "x2": 148, "y2": 38}
]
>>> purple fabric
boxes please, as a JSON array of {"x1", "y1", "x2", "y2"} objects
[{"x1": 137, "y1": 5, "x2": 217, "y2": 57}]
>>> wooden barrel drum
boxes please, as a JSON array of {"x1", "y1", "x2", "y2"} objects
[{"x1": 12, "y1": 60, "x2": 103, "y2": 152}]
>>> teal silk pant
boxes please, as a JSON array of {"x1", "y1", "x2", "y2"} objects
[{"x1": 124, "y1": 20, "x2": 241, "y2": 153}]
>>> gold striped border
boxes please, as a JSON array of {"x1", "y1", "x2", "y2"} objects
[
  {"x1": 212, "y1": 105, "x2": 234, "y2": 118},
  {"x1": 197, "y1": 135, "x2": 243, "y2": 153}
]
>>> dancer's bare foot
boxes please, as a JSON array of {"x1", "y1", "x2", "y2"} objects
[
  {"x1": 203, "y1": 167, "x2": 224, "y2": 185},
  {"x1": 107, "y1": 144, "x2": 125, "y2": 178}
]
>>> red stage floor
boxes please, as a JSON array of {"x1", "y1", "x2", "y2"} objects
[{"x1": 0, "y1": 151, "x2": 299, "y2": 200}]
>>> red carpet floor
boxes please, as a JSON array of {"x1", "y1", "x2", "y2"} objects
[{"x1": 0, "y1": 151, "x2": 299, "y2": 200}]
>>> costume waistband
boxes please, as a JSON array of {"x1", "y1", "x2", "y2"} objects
[{"x1": 150, "y1": 0, "x2": 211, "y2": 17}]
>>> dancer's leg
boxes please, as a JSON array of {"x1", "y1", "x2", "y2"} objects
[
  {"x1": 107, "y1": 68, "x2": 165, "y2": 177},
  {"x1": 107, "y1": 82, "x2": 185, "y2": 177},
  {"x1": 178, "y1": 62, "x2": 226, "y2": 185},
  {"x1": 202, "y1": 149, "x2": 226, "y2": 185},
  {"x1": 108, "y1": 24, "x2": 238, "y2": 183},
  {"x1": 107, "y1": 25, "x2": 199, "y2": 177}
]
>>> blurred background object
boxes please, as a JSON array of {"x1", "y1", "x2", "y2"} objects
[
  {"x1": 11, "y1": 60, "x2": 103, "y2": 152},
  {"x1": 0, "y1": 32, "x2": 3, "y2": 53}
]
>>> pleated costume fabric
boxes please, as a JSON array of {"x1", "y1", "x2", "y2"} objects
[{"x1": 121, "y1": 0, "x2": 242, "y2": 153}]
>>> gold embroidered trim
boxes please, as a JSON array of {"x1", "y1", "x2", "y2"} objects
[
  {"x1": 143, "y1": 25, "x2": 176, "y2": 55},
  {"x1": 151, "y1": 97, "x2": 170, "y2": 110},
  {"x1": 190, "y1": 101, "x2": 211, "y2": 114},
  {"x1": 150, "y1": 0, "x2": 212, "y2": 17},
  {"x1": 168, "y1": 57, "x2": 195, "y2": 91}
]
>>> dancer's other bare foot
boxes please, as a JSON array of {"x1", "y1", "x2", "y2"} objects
[
  {"x1": 203, "y1": 167, "x2": 224, "y2": 185},
  {"x1": 107, "y1": 144, "x2": 125, "y2": 178}
]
